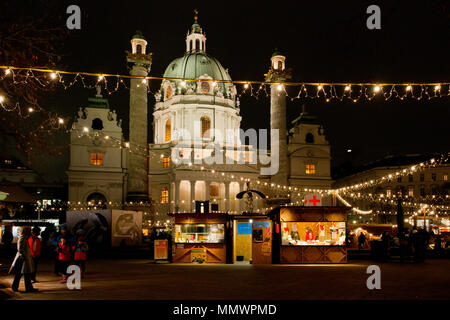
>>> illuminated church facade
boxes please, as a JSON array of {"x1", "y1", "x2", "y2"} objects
[{"x1": 67, "y1": 15, "x2": 333, "y2": 224}]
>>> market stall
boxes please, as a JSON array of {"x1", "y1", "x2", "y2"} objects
[
  {"x1": 169, "y1": 213, "x2": 228, "y2": 263},
  {"x1": 269, "y1": 206, "x2": 349, "y2": 263}
]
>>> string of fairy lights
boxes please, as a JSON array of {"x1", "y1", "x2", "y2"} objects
[
  {"x1": 2, "y1": 66, "x2": 449, "y2": 219},
  {"x1": 1, "y1": 66, "x2": 449, "y2": 118}
]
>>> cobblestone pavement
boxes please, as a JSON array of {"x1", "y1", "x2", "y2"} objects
[{"x1": 1, "y1": 258, "x2": 449, "y2": 300}]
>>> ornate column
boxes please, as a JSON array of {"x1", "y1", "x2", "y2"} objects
[
  {"x1": 205, "y1": 181, "x2": 211, "y2": 201},
  {"x1": 239, "y1": 182, "x2": 245, "y2": 213},
  {"x1": 190, "y1": 180, "x2": 196, "y2": 212},
  {"x1": 126, "y1": 31, "x2": 152, "y2": 202},
  {"x1": 225, "y1": 181, "x2": 230, "y2": 212},
  {"x1": 174, "y1": 180, "x2": 180, "y2": 213}
]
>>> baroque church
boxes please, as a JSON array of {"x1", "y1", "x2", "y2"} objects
[{"x1": 67, "y1": 15, "x2": 333, "y2": 225}]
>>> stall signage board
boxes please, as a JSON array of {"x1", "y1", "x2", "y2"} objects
[
  {"x1": 253, "y1": 221, "x2": 271, "y2": 228},
  {"x1": 154, "y1": 239, "x2": 168, "y2": 260},
  {"x1": 238, "y1": 222, "x2": 252, "y2": 235}
]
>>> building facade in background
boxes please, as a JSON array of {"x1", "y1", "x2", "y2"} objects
[{"x1": 67, "y1": 16, "x2": 333, "y2": 224}]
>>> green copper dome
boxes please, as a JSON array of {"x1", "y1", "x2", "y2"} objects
[
  {"x1": 163, "y1": 52, "x2": 233, "y2": 94},
  {"x1": 164, "y1": 53, "x2": 231, "y2": 81},
  {"x1": 132, "y1": 30, "x2": 145, "y2": 40}
]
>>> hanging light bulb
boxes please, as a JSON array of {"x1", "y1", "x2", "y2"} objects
[
  {"x1": 28, "y1": 107, "x2": 34, "y2": 113},
  {"x1": 244, "y1": 83, "x2": 249, "y2": 89},
  {"x1": 434, "y1": 85, "x2": 441, "y2": 91},
  {"x1": 344, "y1": 85, "x2": 351, "y2": 91},
  {"x1": 125, "y1": 142, "x2": 130, "y2": 148},
  {"x1": 373, "y1": 85, "x2": 381, "y2": 93},
  {"x1": 58, "y1": 118, "x2": 64, "y2": 124},
  {"x1": 0, "y1": 95, "x2": 4, "y2": 103},
  {"x1": 142, "y1": 79, "x2": 147, "y2": 84},
  {"x1": 277, "y1": 84, "x2": 283, "y2": 91},
  {"x1": 180, "y1": 81, "x2": 186, "y2": 87},
  {"x1": 98, "y1": 75, "x2": 104, "y2": 81},
  {"x1": 50, "y1": 72, "x2": 57, "y2": 80},
  {"x1": 317, "y1": 85, "x2": 323, "y2": 90},
  {"x1": 5, "y1": 69, "x2": 11, "y2": 75},
  {"x1": 83, "y1": 127, "x2": 89, "y2": 133},
  {"x1": 406, "y1": 85, "x2": 412, "y2": 91},
  {"x1": 105, "y1": 135, "x2": 109, "y2": 140}
]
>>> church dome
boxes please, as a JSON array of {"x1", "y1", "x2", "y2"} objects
[
  {"x1": 163, "y1": 53, "x2": 232, "y2": 82},
  {"x1": 162, "y1": 52, "x2": 234, "y2": 97}
]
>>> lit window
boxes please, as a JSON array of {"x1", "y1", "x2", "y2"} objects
[
  {"x1": 201, "y1": 116, "x2": 211, "y2": 138},
  {"x1": 444, "y1": 174, "x2": 448, "y2": 181},
  {"x1": 90, "y1": 153, "x2": 103, "y2": 166},
  {"x1": 162, "y1": 157, "x2": 170, "y2": 168},
  {"x1": 305, "y1": 164, "x2": 316, "y2": 175},
  {"x1": 386, "y1": 189, "x2": 392, "y2": 197},
  {"x1": 408, "y1": 186, "x2": 414, "y2": 197},
  {"x1": 160, "y1": 187, "x2": 169, "y2": 204},
  {"x1": 165, "y1": 119, "x2": 171, "y2": 142}
]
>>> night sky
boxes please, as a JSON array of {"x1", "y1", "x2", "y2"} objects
[{"x1": 13, "y1": 0, "x2": 450, "y2": 181}]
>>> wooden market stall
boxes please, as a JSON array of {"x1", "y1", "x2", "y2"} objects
[
  {"x1": 269, "y1": 206, "x2": 349, "y2": 264},
  {"x1": 169, "y1": 212, "x2": 228, "y2": 263}
]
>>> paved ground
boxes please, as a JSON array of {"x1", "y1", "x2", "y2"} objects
[{"x1": 1, "y1": 257, "x2": 449, "y2": 300}]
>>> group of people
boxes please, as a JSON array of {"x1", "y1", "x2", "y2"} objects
[{"x1": 9, "y1": 224, "x2": 88, "y2": 292}]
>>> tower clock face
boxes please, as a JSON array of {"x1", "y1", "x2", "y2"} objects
[{"x1": 201, "y1": 82, "x2": 210, "y2": 94}]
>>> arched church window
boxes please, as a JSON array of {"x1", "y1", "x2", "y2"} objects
[
  {"x1": 160, "y1": 187, "x2": 169, "y2": 204},
  {"x1": 305, "y1": 133, "x2": 314, "y2": 143},
  {"x1": 277, "y1": 61, "x2": 283, "y2": 70},
  {"x1": 86, "y1": 192, "x2": 107, "y2": 205},
  {"x1": 165, "y1": 85, "x2": 172, "y2": 99},
  {"x1": 92, "y1": 118, "x2": 103, "y2": 130},
  {"x1": 201, "y1": 116, "x2": 211, "y2": 139},
  {"x1": 165, "y1": 119, "x2": 171, "y2": 142},
  {"x1": 136, "y1": 44, "x2": 142, "y2": 54},
  {"x1": 195, "y1": 39, "x2": 200, "y2": 51}
]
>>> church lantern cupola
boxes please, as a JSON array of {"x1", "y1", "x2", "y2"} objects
[
  {"x1": 185, "y1": 9, "x2": 206, "y2": 53},
  {"x1": 271, "y1": 49, "x2": 286, "y2": 71},
  {"x1": 131, "y1": 30, "x2": 147, "y2": 54}
]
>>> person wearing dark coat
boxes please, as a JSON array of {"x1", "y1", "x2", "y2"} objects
[
  {"x1": 29, "y1": 227, "x2": 42, "y2": 282},
  {"x1": 10, "y1": 226, "x2": 38, "y2": 292}
]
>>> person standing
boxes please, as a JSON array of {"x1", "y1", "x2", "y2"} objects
[
  {"x1": 358, "y1": 232, "x2": 366, "y2": 250},
  {"x1": 57, "y1": 236, "x2": 72, "y2": 283},
  {"x1": 10, "y1": 226, "x2": 38, "y2": 292},
  {"x1": 28, "y1": 227, "x2": 42, "y2": 283},
  {"x1": 51, "y1": 224, "x2": 72, "y2": 275},
  {"x1": 73, "y1": 236, "x2": 88, "y2": 278}
]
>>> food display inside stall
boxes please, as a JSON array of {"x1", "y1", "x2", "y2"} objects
[
  {"x1": 175, "y1": 223, "x2": 225, "y2": 243},
  {"x1": 281, "y1": 221, "x2": 346, "y2": 246},
  {"x1": 270, "y1": 206, "x2": 349, "y2": 264}
]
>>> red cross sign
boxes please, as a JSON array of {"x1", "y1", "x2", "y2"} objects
[{"x1": 304, "y1": 194, "x2": 323, "y2": 207}]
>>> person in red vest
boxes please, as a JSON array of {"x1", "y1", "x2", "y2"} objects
[
  {"x1": 28, "y1": 227, "x2": 42, "y2": 283},
  {"x1": 72, "y1": 236, "x2": 88, "y2": 278},
  {"x1": 57, "y1": 236, "x2": 72, "y2": 283}
]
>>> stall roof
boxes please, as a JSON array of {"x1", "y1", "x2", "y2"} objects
[{"x1": 0, "y1": 185, "x2": 36, "y2": 203}]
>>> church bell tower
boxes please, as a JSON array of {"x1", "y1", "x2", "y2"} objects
[
  {"x1": 126, "y1": 30, "x2": 152, "y2": 201},
  {"x1": 265, "y1": 50, "x2": 292, "y2": 186}
]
